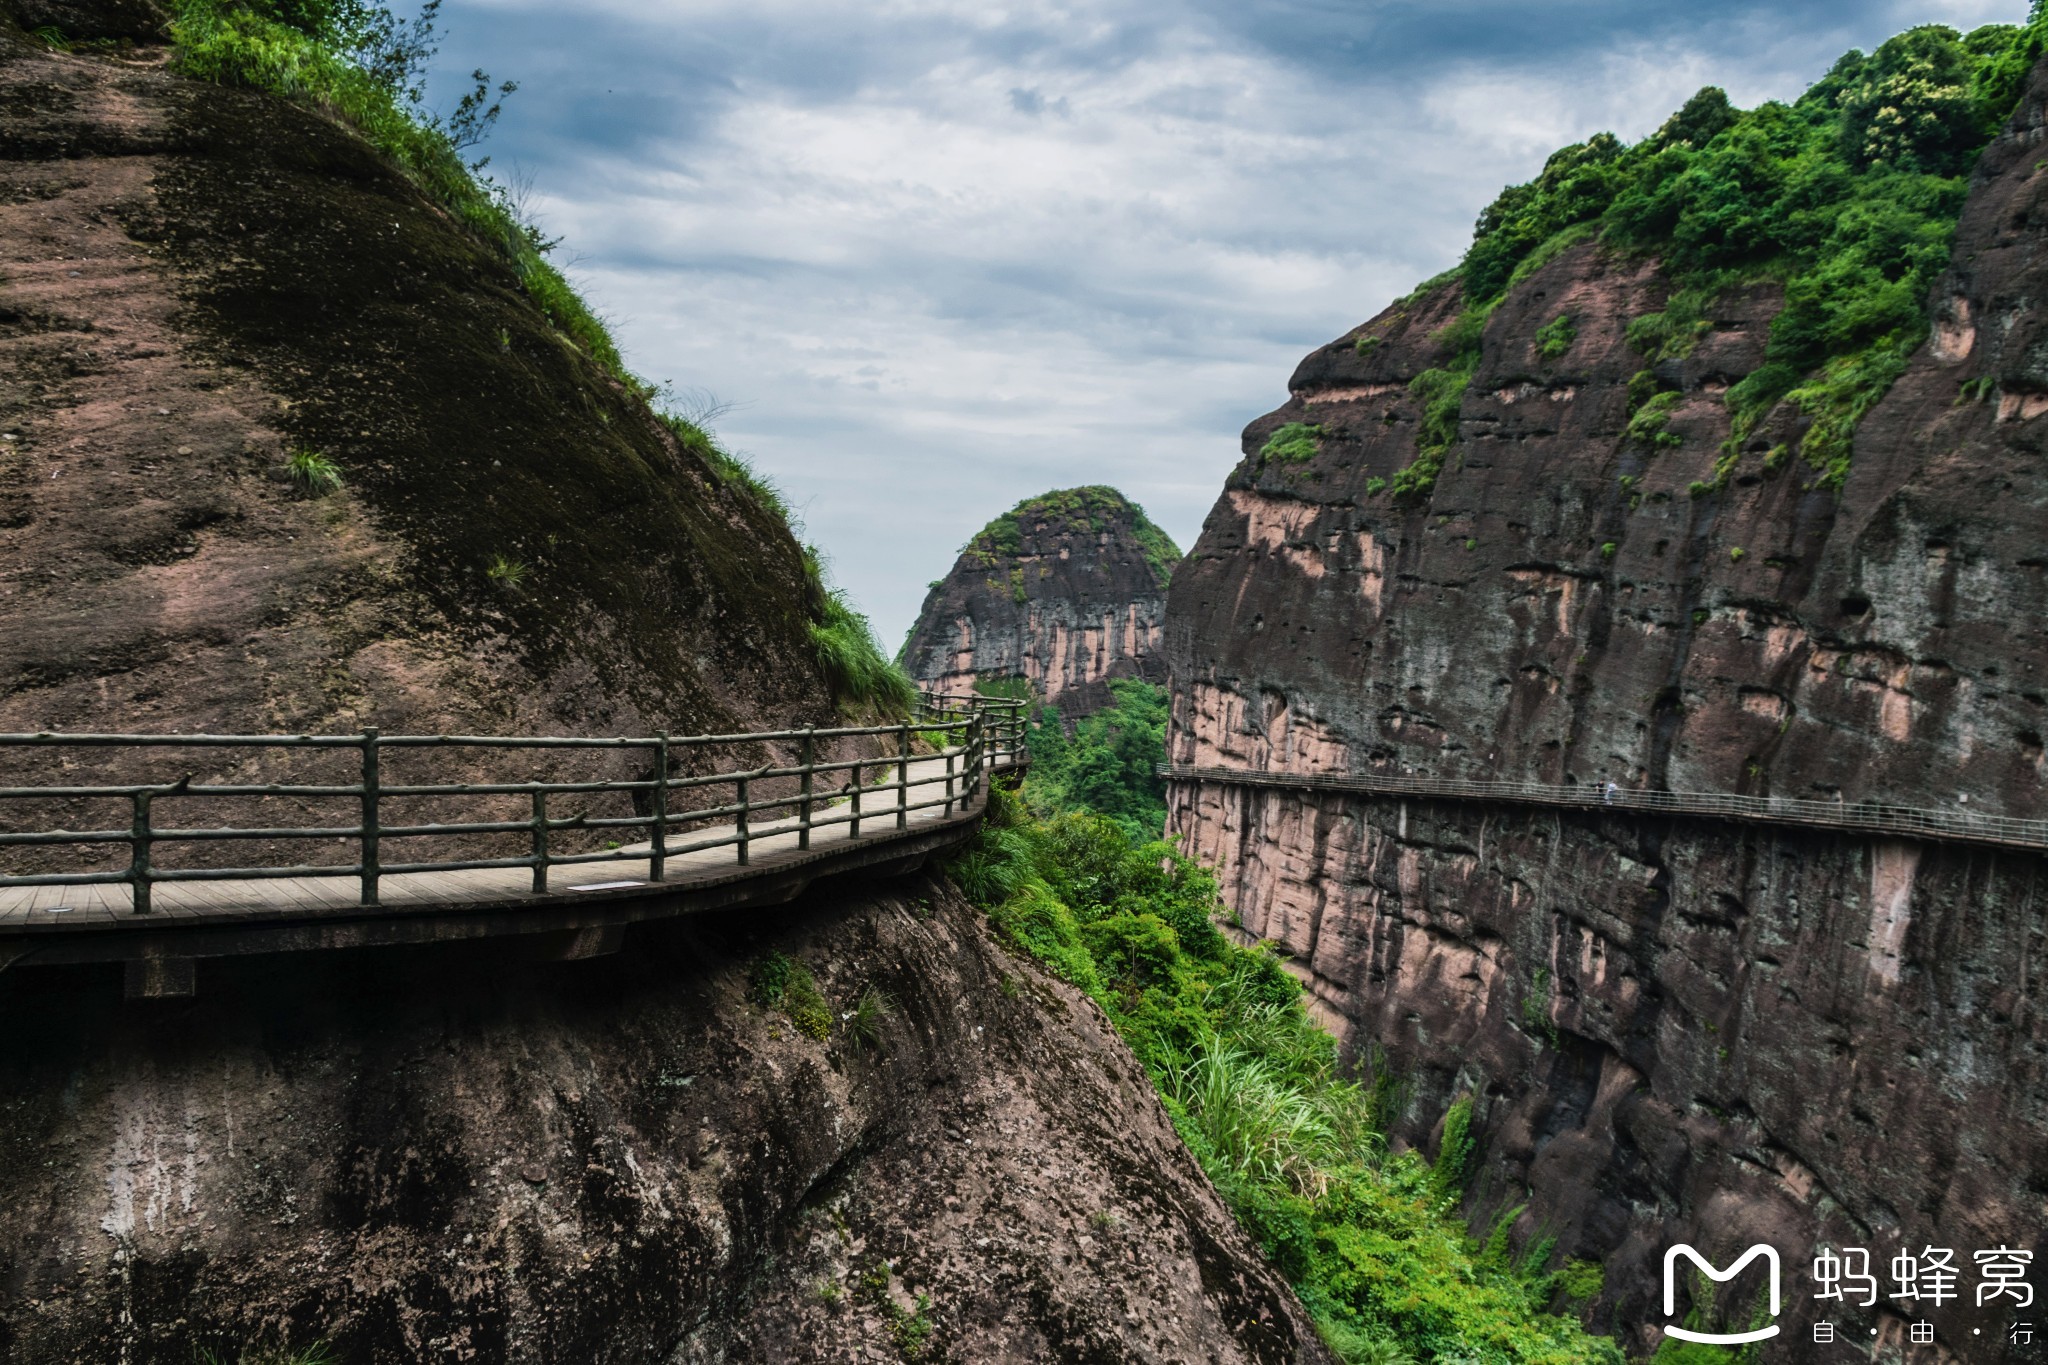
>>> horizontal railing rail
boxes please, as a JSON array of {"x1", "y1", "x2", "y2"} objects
[
  {"x1": 1162, "y1": 763, "x2": 2048, "y2": 854},
  {"x1": 0, "y1": 693, "x2": 1029, "y2": 916}
]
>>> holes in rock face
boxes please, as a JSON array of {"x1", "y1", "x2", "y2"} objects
[
  {"x1": 1652, "y1": 540, "x2": 1669, "y2": 558},
  {"x1": 1839, "y1": 593, "x2": 1873, "y2": 619},
  {"x1": 2021, "y1": 729, "x2": 2044, "y2": 759}
]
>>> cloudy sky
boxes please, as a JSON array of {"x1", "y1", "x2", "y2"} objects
[{"x1": 428, "y1": 0, "x2": 2023, "y2": 645}]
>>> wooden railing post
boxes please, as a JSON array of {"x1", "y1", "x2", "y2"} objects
[
  {"x1": 944, "y1": 739, "x2": 956, "y2": 815},
  {"x1": 736, "y1": 775, "x2": 750, "y2": 865},
  {"x1": 798, "y1": 728, "x2": 815, "y2": 851},
  {"x1": 969, "y1": 711, "x2": 984, "y2": 799},
  {"x1": 849, "y1": 760, "x2": 863, "y2": 840},
  {"x1": 359, "y1": 726, "x2": 381, "y2": 906},
  {"x1": 530, "y1": 788, "x2": 549, "y2": 894},
  {"x1": 651, "y1": 730, "x2": 669, "y2": 882},
  {"x1": 129, "y1": 789, "x2": 153, "y2": 916},
  {"x1": 897, "y1": 725, "x2": 910, "y2": 829}
]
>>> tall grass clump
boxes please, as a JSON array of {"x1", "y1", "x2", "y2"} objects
[
  {"x1": 803, "y1": 547, "x2": 915, "y2": 718},
  {"x1": 652, "y1": 387, "x2": 795, "y2": 526},
  {"x1": 942, "y1": 787, "x2": 1620, "y2": 1365}
]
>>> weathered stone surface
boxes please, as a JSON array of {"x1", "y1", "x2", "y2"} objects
[
  {"x1": 0, "y1": 18, "x2": 844, "y2": 872},
  {"x1": 0, "y1": 877, "x2": 1330, "y2": 1364},
  {"x1": 1166, "y1": 56, "x2": 2048, "y2": 1361},
  {"x1": 903, "y1": 487, "x2": 1178, "y2": 716}
]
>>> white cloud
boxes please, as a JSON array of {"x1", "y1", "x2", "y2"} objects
[{"x1": 437, "y1": 0, "x2": 2031, "y2": 643}]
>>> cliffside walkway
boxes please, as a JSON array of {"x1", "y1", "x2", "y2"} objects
[
  {"x1": 1163, "y1": 763, "x2": 2048, "y2": 855},
  {"x1": 0, "y1": 694, "x2": 1026, "y2": 995}
]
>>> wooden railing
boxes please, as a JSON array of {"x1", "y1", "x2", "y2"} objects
[
  {"x1": 0, "y1": 693, "x2": 1026, "y2": 916},
  {"x1": 1163, "y1": 763, "x2": 2048, "y2": 854}
]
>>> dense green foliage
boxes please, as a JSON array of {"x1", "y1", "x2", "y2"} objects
[
  {"x1": 946, "y1": 792, "x2": 1617, "y2": 1365},
  {"x1": 1418, "y1": 15, "x2": 2048, "y2": 492},
  {"x1": 961, "y1": 487, "x2": 1182, "y2": 589},
  {"x1": 1015, "y1": 678, "x2": 1169, "y2": 838}
]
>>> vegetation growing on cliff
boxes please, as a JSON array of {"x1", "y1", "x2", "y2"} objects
[
  {"x1": 1016, "y1": 678, "x2": 1169, "y2": 837},
  {"x1": 947, "y1": 793, "x2": 1618, "y2": 1365},
  {"x1": 1407, "y1": 14, "x2": 2048, "y2": 493},
  {"x1": 961, "y1": 486, "x2": 1182, "y2": 589}
]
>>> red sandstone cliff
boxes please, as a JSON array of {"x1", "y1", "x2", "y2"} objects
[
  {"x1": 1165, "y1": 55, "x2": 2048, "y2": 1361},
  {"x1": 903, "y1": 486, "x2": 1179, "y2": 715}
]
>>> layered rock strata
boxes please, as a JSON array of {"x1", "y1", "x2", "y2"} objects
[
  {"x1": 1166, "y1": 58, "x2": 2048, "y2": 1359},
  {"x1": 903, "y1": 487, "x2": 1178, "y2": 716}
]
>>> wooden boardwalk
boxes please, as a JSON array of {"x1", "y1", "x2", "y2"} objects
[
  {"x1": 1, "y1": 749, "x2": 1018, "y2": 994},
  {"x1": 1163, "y1": 762, "x2": 2048, "y2": 855}
]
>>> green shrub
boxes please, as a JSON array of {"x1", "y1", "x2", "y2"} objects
[
  {"x1": 1535, "y1": 313, "x2": 1577, "y2": 360},
  {"x1": 849, "y1": 984, "x2": 893, "y2": 1053},
  {"x1": 1016, "y1": 678, "x2": 1168, "y2": 838},
  {"x1": 1389, "y1": 361, "x2": 1468, "y2": 500},
  {"x1": 804, "y1": 547, "x2": 916, "y2": 717},
  {"x1": 1259, "y1": 422, "x2": 1323, "y2": 467},
  {"x1": 484, "y1": 553, "x2": 529, "y2": 590},
  {"x1": 749, "y1": 950, "x2": 831, "y2": 1040},
  {"x1": 197, "y1": 1344, "x2": 336, "y2": 1365},
  {"x1": 1625, "y1": 390, "x2": 1685, "y2": 448}
]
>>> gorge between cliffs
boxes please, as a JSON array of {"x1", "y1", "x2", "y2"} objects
[{"x1": 5, "y1": 2, "x2": 2048, "y2": 1363}]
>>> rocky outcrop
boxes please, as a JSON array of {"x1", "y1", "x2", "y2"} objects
[
  {"x1": 1165, "y1": 57, "x2": 2048, "y2": 1360},
  {"x1": 0, "y1": 14, "x2": 833, "y2": 865},
  {"x1": 0, "y1": 874, "x2": 1330, "y2": 1364},
  {"x1": 902, "y1": 487, "x2": 1178, "y2": 716}
]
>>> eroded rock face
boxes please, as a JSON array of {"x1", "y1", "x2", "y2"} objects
[
  {"x1": 1165, "y1": 58, "x2": 2048, "y2": 1360},
  {"x1": 0, "y1": 17, "x2": 831, "y2": 857},
  {"x1": 903, "y1": 487, "x2": 1178, "y2": 716},
  {"x1": 0, "y1": 876, "x2": 1330, "y2": 1365}
]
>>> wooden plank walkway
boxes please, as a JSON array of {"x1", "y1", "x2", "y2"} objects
[
  {"x1": 0, "y1": 754, "x2": 1015, "y2": 984},
  {"x1": 1163, "y1": 763, "x2": 2047, "y2": 855}
]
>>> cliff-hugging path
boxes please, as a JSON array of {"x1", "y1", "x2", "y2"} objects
[{"x1": 0, "y1": 696, "x2": 1026, "y2": 994}]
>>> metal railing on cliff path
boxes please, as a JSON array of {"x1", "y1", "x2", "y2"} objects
[
  {"x1": 1162, "y1": 763, "x2": 2048, "y2": 855},
  {"x1": 0, "y1": 692, "x2": 1028, "y2": 921}
]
